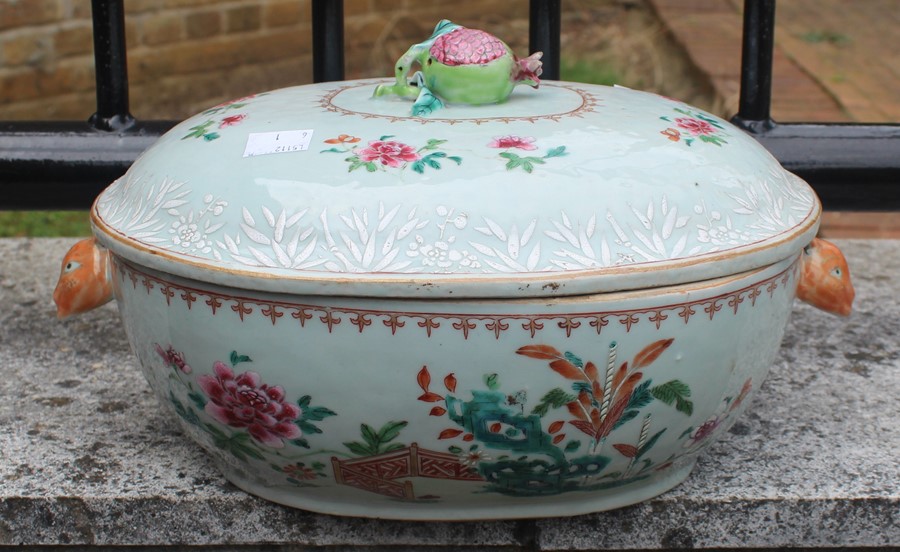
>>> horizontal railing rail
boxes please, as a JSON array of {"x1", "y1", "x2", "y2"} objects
[{"x1": 0, "y1": 0, "x2": 897, "y2": 210}]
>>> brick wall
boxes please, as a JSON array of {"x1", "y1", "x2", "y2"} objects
[{"x1": 0, "y1": 0, "x2": 543, "y2": 121}]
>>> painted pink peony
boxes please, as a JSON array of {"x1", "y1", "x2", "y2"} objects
[
  {"x1": 488, "y1": 135, "x2": 538, "y2": 150},
  {"x1": 358, "y1": 140, "x2": 420, "y2": 167},
  {"x1": 197, "y1": 362, "x2": 301, "y2": 448},
  {"x1": 155, "y1": 344, "x2": 191, "y2": 374},
  {"x1": 675, "y1": 117, "x2": 715, "y2": 136}
]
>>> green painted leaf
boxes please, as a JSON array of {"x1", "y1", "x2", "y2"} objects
[
  {"x1": 203, "y1": 423, "x2": 227, "y2": 439},
  {"x1": 379, "y1": 135, "x2": 395, "y2": 140},
  {"x1": 424, "y1": 139, "x2": 447, "y2": 149},
  {"x1": 365, "y1": 162, "x2": 378, "y2": 172},
  {"x1": 652, "y1": 380, "x2": 694, "y2": 416},
  {"x1": 344, "y1": 441, "x2": 374, "y2": 456},
  {"x1": 221, "y1": 433, "x2": 264, "y2": 460},
  {"x1": 636, "y1": 428, "x2": 667, "y2": 460},
  {"x1": 504, "y1": 428, "x2": 518, "y2": 437},
  {"x1": 650, "y1": 380, "x2": 691, "y2": 404},
  {"x1": 311, "y1": 461, "x2": 326, "y2": 470},
  {"x1": 382, "y1": 443, "x2": 405, "y2": 453},
  {"x1": 564, "y1": 351, "x2": 584, "y2": 368},
  {"x1": 532, "y1": 387, "x2": 576, "y2": 417},
  {"x1": 303, "y1": 405, "x2": 337, "y2": 422},
  {"x1": 182, "y1": 120, "x2": 215, "y2": 139},
  {"x1": 448, "y1": 446, "x2": 463, "y2": 454},
  {"x1": 625, "y1": 380, "x2": 654, "y2": 411},
  {"x1": 203, "y1": 132, "x2": 220, "y2": 142},
  {"x1": 447, "y1": 156, "x2": 462, "y2": 165},
  {"x1": 292, "y1": 437, "x2": 310, "y2": 449},
  {"x1": 228, "y1": 447, "x2": 248, "y2": 461},
  {"x1": 522, "y1": 162, "x2": 534, "y2": 173},
  {"x1": 411, "y1": 161, "x2": 425, "y2": 174},
  {"x1": 297, "y1": 421, "x2": 323, "y2": 434},
  {"x1": 612, "y1": 409, "x2": 640, "y2": 430},
  {"x1": 230, "y1": 351, "x2": 252, "y2": 366},
  {"x1": 320, "y1": 147, "x2": 344, "y2": 153},
  {"x1": 675, "y1": 396, "x2": 694, "y2": 416},
  {"x1": 376, "y1": 420, "x2": 408, "y2": 443},
  {"x1": 545, "y1": 146, "x2": 567, "y2": 158},
  {"x1": 679, "y1": 427, "x2": 694, "y2": 439},
  {"x1": 571, "y1": 381, "x2": 592, "y2": 395},
  {"x1": 360, "y1": 424, "x2": 379, "y2": 448},
  {"x1": 170, "y1": 394, "x2": 200, "y2": 426},
  {"x1": 188, "y1": 391, "x2": 206, "y2": 410},
  {"x1": 484, "y1": 373, "x2": 500, "y2": 390},
  {"x1": 297, "y1": 395, "x2": 312, "y2": 409},
  {"x1": 564, "y1": 440, "x2": 582, "y2": 452}
]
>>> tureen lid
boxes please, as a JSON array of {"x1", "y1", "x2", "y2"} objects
[{"x1": 92, "y1": 79, "x2": 820, "y2": 298}]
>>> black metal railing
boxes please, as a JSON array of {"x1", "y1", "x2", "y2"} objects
[
  {"x1": 730, "y1": 0, "x2": 900, "y2": 211},
  {"x1": 0, "y1": 0, "x2": 897, "y2": 210}
]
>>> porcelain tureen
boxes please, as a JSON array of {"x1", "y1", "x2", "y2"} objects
[{"x1": 54, "y1": 21, "x2": 853, "y2": 520}]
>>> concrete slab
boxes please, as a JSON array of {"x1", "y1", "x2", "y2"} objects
[{"x1": 1, "y1": 238, "x2": 898, "y2": 548}]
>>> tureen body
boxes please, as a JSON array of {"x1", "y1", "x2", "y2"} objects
[{"x1": 54, "y1": 62, "x2": 852, "y2": 518}]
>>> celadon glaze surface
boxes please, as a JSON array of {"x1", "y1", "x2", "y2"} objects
[
  {"x1": 113, "y1": 250, "x2": 799, "y2": 520},
  {"x1": 92, "y1": 80, "x2": 819, "y2": 298}
]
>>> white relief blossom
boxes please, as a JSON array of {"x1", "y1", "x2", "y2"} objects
[
  {"x1": 168, "y1": 193, "x2": 227, "y2": 255},
  {"x1": 407, "y1": 206, "x2": 481, "y2": 272},
  {"x1": 695, "y1": 199, "x2": 751, "y2": 247}
]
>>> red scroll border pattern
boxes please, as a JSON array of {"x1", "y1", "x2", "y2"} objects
[
  {"x1": 114, "y1": 257, "x2": 799, "y2": 340},
  {"x1": 318, "y1": 81, "x2": 601, "y2": 125}
]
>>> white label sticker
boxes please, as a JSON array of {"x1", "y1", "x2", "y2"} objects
[{"x1": 243, "y1": 130, "x2": 314, "y2": 157}]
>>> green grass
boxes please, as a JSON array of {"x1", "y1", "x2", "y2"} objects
[
  {"x1": 560, "y1": 58, "x2": 621, "y2": 86},
  {"x1": 800, "y1": 30, "x2": 850, "y2": 45},
  {"x1": 0, "y1": 211, "x2": 92, "y2": 237}
]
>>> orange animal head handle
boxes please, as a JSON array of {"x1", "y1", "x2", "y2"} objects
[
  {"x1": 796, "y1": 238, "x2": 854, "y2": 316},
  {"x1": 53, "y1": 238, "x2": 114, "y2": 320}
]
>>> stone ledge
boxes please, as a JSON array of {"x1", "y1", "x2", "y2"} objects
[{"x1": 1, "y1": 238, "x2": 898, "y2": 549}]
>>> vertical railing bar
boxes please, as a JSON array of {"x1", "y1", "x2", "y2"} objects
[
  {"x1": 529, "y1": 0, "x2": 561, "y2": 81},
  {"x1": 89, "y1": 0, "x2": 134, "y2": 131},
  {"x1": 312, "y1": 0, "x2": 345, "y2": 83},
  {"x1": 736, "y1": 0, "x2": 776, "y2": 129}
]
